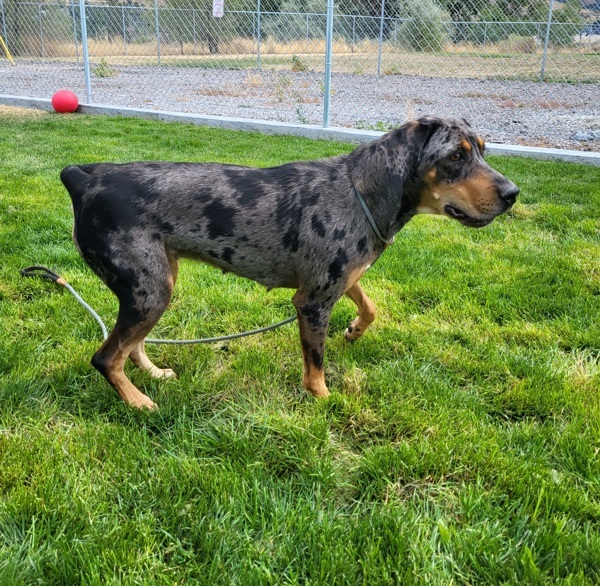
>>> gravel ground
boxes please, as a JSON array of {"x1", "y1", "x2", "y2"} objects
[{"x1": 1, "y1": 61, "x2": 599, "y2": 150}]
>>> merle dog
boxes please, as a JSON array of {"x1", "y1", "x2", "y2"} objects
[{"x1": 61, "y1": 117, "x2": 518, "y2": 409}]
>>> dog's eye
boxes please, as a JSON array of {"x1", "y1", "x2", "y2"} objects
[{"x1": 449, "y1": 152, "x2": 462, "y2": 162}]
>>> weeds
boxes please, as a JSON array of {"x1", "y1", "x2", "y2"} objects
[
  {"x1": 92, "y1": 57, "x2": 117, "y2": 78},
  {"x1": 291, "y1": 54, "x2": 309, "y2": 72},
  {"x1": 295, "y1": 104, "x2": 309, "y2": 124}
]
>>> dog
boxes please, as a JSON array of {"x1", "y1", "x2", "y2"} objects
[{"x1": 60, "y1": 117, "x2": 519, "y2": 409}]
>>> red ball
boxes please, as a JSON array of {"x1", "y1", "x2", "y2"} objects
[{"x1": 51, "y1": 89, "x2": 79, "y2": 113}]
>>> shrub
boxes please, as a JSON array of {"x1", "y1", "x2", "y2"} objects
[
  {"x1": 498, "y1": 34, "x2": 538, "y2": 54},
  {"x1": 548, "y1": 0, "x2": 583, "y2": 47},
  {"x1": 392, "y1": 0, "x2": 452, "y2": 52}
]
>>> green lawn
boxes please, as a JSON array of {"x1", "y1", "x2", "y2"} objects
[{"x1": 0, "y1": 108, "x2": 599, "y2": 585}]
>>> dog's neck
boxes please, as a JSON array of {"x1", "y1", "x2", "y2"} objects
[{"x1": 347, "y1": 135, "x2": 424, "y2": 242}]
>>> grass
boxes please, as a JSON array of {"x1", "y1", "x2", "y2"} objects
[
  {"x1": 0, "y1": 107, "x2": 599, "y2": 584},
  {"x1": 162, "y1": 56, "x2": 292, "y2": 70},
  {"x1": 21, "y1": 36, "x2": 600, "y2": 82},
  {"x1": 90, "y1": 50, "x2": 600, "y2": 83}
]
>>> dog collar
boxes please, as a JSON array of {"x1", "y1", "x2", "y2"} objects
[{"x1": 353, "y1": 185, "x2": 394, "y2": 245}]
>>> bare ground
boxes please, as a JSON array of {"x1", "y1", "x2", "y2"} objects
[{"x1": 1, "y1": 60, "x2": 598, "y2": 150}]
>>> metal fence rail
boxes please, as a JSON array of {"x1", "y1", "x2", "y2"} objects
[{"x1": 0, "y1": 0, "x2": 598, "y2": 149}]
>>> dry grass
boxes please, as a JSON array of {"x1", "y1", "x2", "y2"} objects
[
  {"x1": 0, "y1": 105, "x2": 46, "y2": 117},
  {"x1": 25, "y1": 34, "x2": 600, "y2": 58},
  {"x1": 12, "y1": 35, "x2": 600, "y2": 82}
]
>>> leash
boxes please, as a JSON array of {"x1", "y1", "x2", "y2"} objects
[
  {"x1": 20, "y1": 266, "x2": 297, "y2": 344},
  {"x1": 351, "y1": 181, "x2": 394, "y2": 246}
]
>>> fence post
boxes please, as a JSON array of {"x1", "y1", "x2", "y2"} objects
[
  {"x1": 540, "y1": 0, "x2": 554, "y2": 82},
  {"x1": 38, "y1": 5, "x2": 45, "y2": 58},
  {"x1": 70, "y1": 0, "x2": 80, "y2": 62},
  {"x1": 0, "y1": 0, "x2": 9, "y2": 47},
  {"x1": 154, "y1": 0, "x2": 161, "y2": 65},
  {"x1": 79, "y1": 0, "x2": 92, "y2": 103},
  {"x1": 323, "y1": 0, "x2": 334, "y2": 127},
  {"x1": 377, "y1": 0, "x2": 385, "y2": 75},
  {"x1": 256, "y1": 0, "x2": 261, "y2": 70},
  {"x1": 192, "y1": 9, "x2": 197, "y2": 55},
  {"x1": 122, "y1": 6, "x2": 127, "y2": 56},
  {"x1": 306, "y1": 14, "x2": 309, "y2": 53}
]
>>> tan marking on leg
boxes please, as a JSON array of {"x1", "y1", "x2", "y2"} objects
[
  {"x1": 94, "y1": 263, "x2": 175, "y2": 409},
  {"x1": 107, "y1": 365, "x2": 157, "y2": 409},
  {"x1": 292, "y1": 290, "x2": 331, "y2": 399},
  {"x1": 129, "y1": 341, "x2": 177, "y2": 379},
  {"x1": 95, "y1": 334, "x2": 158, "y2": 410},
  {"x1": 344, "y1": 261, "x2": 375, "y2": 293},
  {"x1": 344, "y1": 282, "x2": 376, "y2": 341},
  {"x1": 167, "y1": 252, "x2": 179, "y2": 290},
  {"x1": 303, "y1": 363, "x2": 328, "y2": 398},
  {"x1": 128, "y1": 251, "x2": 179, "y2": 380}
]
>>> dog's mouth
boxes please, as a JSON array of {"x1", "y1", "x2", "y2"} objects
[{"x1": 444, "y1": 204, "x2": 494, "y2": 228}]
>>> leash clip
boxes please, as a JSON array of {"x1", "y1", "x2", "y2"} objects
[{"x1": 20, "y1": 266, "x2": 66, "y2": 286}]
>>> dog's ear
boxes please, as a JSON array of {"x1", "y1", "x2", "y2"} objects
[
  {"x1": 389, "y1": 116, "x2": 444, "y2": 153},
  {"x1": 385, "y1": 117, "x2": 444, "y2": 193},
  {"x1": 408, "y1": 116, "x2": 444, "y2": 152}
]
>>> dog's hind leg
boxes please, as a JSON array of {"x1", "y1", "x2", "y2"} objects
[
  {"x1": 89, "y1": 248, "x2": 176, "y2": 409},
  {"x1": 129, "y1": 253, "x2": 179, "y2": 380},
  {"x1": 344, "y1": 282, "x2": 376, "y2": 342},
  {"x1": 292, "y1": 291, "x2": 335, "y2": 398},
  {"x1": 129, "y1": 341, "x2": 177, "y2": 380}
]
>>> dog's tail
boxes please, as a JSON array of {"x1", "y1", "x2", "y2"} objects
[{"x1": 60, "y1": 164, "x2": 96, "y2": 202}]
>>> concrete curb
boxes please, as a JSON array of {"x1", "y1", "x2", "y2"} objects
[{"x1": 2, "y1": 94, "x2": 599, "y2": 166}]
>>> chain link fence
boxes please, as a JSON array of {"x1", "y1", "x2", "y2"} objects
[{"x1": 1, "y1": 0, "x2": 599, "y2": 149}]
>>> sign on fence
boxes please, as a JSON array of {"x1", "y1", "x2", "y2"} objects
[{"x1": 212, "y1": 0, "x2": 224, "y2": 18}]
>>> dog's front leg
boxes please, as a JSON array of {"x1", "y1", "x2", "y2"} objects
[
  {"x1": 292, "y1": 292, "x2": 335, "y2": 398},
  {"x1": 344, "y1": 281, "x2": 377, "y2": 341}
]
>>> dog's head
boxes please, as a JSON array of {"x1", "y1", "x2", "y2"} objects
[{"x1": 401, "y1": 117, "x2": 519, "y2": 228}]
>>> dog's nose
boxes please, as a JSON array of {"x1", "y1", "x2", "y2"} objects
[{"x1": 500, "y1": 183, "x2": 519, "y2": 205}]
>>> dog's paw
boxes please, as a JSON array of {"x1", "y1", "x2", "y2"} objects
[
  {"x1": 344, "y1": 320, "x2": 363, "y2": 342},
  {"x1": 303, "y1": 376, "x2": 330, "y2": 398},
  {"x1": 309, "y1": 386, "x2": 330, "y2": 399},
  {"x1": 130, "y1": 395, "x2": 159, "y2": 411},
  {"x1": 148, "y1": 366, "x2": 178, "y2": 380}
]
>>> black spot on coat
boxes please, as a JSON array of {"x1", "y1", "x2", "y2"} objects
[
  {"x1": 282, "y1": 225, "x2": 300, "y2": 253},
  {"x1": 204, "y1": 200, "x2": 237, "y2": 239},
  {"x1": 328, "y1": 249, "x2": 349, "y2": 283},
  {"x1": 357, "y1": 236, "x2": 368, "y2": 254},
  {"x1": 299, "y1": 305, "x2": 322, "y2": 328},
  {"x1": 222, "y1": 248, "x2": 235, "y2": 263},
  {"x1": 311, "y1": 215, "x2": 326, "y2": 238}
]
